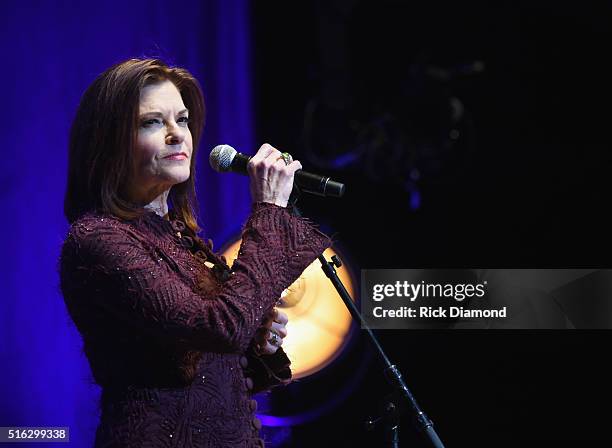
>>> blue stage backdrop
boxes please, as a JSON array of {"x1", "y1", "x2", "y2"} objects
[{"x1": 0, "y1": 1, "x2": 254, "y2": 445}]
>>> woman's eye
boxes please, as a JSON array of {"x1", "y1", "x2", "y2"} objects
[
  {"x1": 141, "y1": 118, "x2": 162, "y2": 128},
  {"x1": 177, "y1": 116, "x2": 190, "y2": 125}
]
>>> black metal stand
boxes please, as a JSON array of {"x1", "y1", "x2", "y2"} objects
[
  {"x1": 318, "y1": 254, "x2": 445, "y2": 448},
  {"x1": 290, "y1": 197, "x2": 445, "y2": 447}
]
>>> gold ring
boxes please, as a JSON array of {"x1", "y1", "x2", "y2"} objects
[{"x1": 277, "y1": 152, "x2": 293, "y2": 165}]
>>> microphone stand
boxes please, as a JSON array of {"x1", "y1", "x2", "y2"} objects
[{"x1": 290, "y1": 195, "x2": 445, "y2": 448}]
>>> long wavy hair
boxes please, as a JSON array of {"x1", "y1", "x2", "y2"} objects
[{"x1": 64, "y1": 58, "x2": 205, "y2": 234}]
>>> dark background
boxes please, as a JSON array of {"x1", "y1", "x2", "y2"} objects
[{"x1": 251, "y1": 1, "x2": 611, "y2": 446}]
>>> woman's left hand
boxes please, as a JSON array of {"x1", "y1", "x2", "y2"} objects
[{"x1": 254, "y1": 308, "x2": 288, "y2": 355}]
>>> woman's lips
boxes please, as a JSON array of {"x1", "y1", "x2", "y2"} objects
[{"x1": 163, "y1": 152, "x2": 188, "y2": 160}]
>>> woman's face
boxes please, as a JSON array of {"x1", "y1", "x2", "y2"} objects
[{"x1": 127, "y1": 79, "x2": 193, "y2": 203}]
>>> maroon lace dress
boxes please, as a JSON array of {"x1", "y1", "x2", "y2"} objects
[{"x1": 59, "y1": 202, "x2": 330, "y2": 447}]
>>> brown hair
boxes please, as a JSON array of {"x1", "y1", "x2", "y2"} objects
[{"x1": 64, "y1": 58, "x2": 205, "y2": 234}]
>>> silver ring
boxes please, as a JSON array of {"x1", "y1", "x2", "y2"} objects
[{"x1": 269, "y1": 331, "x2": 280, "y2": 346}]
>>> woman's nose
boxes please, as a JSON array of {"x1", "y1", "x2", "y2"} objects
[{"x1": 166, "y1": 122, "x2": 186, "y2": 145}]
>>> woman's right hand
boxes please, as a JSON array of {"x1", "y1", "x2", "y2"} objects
[{"x1": 247, "y1": 143, "x2": 302, "y2": 208}]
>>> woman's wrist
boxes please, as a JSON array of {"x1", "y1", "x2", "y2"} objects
[
  {"x1": 251, "y1": 199, "x2": 287, "y2": 208},
  {"x1": 261, "y1": 198, "x2": 287, "y2": 208}
]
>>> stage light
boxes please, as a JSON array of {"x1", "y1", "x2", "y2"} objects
[{"x1": 221, "y1": 239, "x2": 356, "y2": 378}]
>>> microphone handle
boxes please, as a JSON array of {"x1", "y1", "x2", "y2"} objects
[
  {"x1": 230, "y1": 153, "x2": 345, "y2": 198},
  {"x1": 296, "y1": 171, "x2": 345, "y2": 198},
  {"x1": 230, "y1": 152, "x2": 251, "y2": 174}
]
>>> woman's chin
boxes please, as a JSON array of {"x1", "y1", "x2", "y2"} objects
[{"x1": 164, "y1": 170, "x2": 191, "y2": 186}]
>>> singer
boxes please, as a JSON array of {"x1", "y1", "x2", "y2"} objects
[{"x1": 59, "y1": 58, "x2": 330, "y2": 447}]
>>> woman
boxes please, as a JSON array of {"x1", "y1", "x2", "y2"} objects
[{"x1": 60, "y1": 58, "x2": 330, "y2": 447}]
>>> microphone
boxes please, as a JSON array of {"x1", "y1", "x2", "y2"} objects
[{"x1": 209, "y1": 144, "x2": 345, "y2": 198}]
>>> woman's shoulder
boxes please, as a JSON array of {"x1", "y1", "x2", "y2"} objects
[
  {"x1": 63, "y1": 211, "x2": 150, "y2": 257},
  {"x1": 61, "y1": 212, "x2": 162, "y2": 272},
  {"x1": 68, "y1": 211, "x2": 130, "y2": 239}
]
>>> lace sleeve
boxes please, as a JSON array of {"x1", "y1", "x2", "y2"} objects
[
  {"x1": 244, "y1": 343, "x2": 292, "y2": 394},
  {"x1": 60, "y1": 203, "x2": 331, "y2": 354}
]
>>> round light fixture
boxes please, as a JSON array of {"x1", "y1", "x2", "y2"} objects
[{"x1": 221, "y1": 239, "x2": 356, "y2": 378}]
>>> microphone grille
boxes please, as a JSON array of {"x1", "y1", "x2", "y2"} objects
[{"x1": 209, "y1": 144, "x2": 237, "y2": 172}]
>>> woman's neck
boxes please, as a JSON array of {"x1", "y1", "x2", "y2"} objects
[{"x1": 143, "y1": 190, "x2": 170, "y2": 219}]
